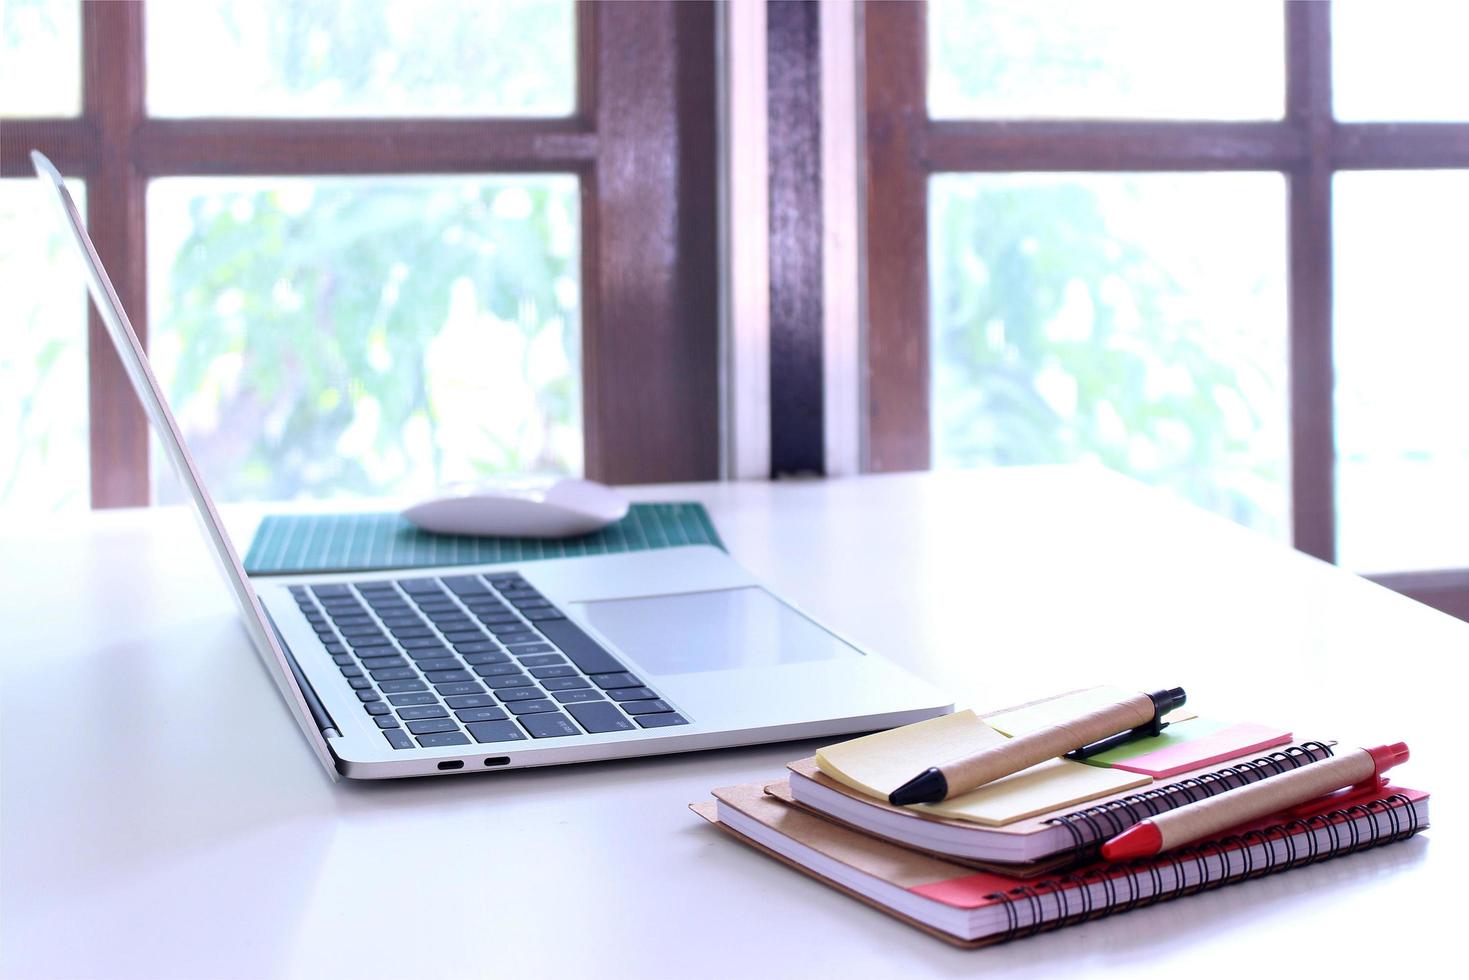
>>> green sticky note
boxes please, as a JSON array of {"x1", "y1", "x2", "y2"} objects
[{"x1": 1081, "y1": 718, "x2": 1229, "y2": 768}]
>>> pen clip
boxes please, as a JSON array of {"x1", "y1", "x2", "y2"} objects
[
  {"x1": 1064, "y1": 718, "x2": 1168, "y2": 761},
  {"x1": 1287, "y1": 777, "x2": 1389, "y2": 819}
]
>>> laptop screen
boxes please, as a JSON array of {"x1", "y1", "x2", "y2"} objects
[{"x1": 31, "y1": 150, "x2": 338, "y2": 777}]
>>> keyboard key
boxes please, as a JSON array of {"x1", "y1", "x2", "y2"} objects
[
  {"x1": 357, "y1": 689, "x2": 382, "y2": 702},
  {"x1": 322, "y1": 641, "x2": 347, "y2": 655},
  {"x1": 347, "y1": 635, "x2": 394, "y2": 650},
  {"x1": 537, "y1": 620, "x2": 626, "y2": 675},
  {"x1": 413, "y1": 658, "x2": 461, "y2": 673},
  {"x1": 338, "y1": 623, "x2": 386, "y2": 638},
  {"x1": 311, "y1": 584, "x2": 352, "y2": 598},
  {"x1": 435, "y1": 681, "x2": 484, "y2": 696},
  {"x1": 360, "y1": 655, "x2": 406, "y2": 670},
  {"x1": 389, "y1": 627, "x2": 436, "y2": 640},
  {"x1": 496, "y1": 632, "x2": 541, "y2": 647},
  {"x1": 332, "y1": 654, "x2": 355, "y2": 666},
  {"x1": 384, "y1": 729, "x2": 414, "y2": 749},
  {"x1": 370, "y1": 668, "x2": 419, "y2": 682},
  {"x1": 607, "y1": 687, "x2": 659, "y2": 702},
  {"x1": 506, "y1": 643, "x2": 556, "y2": 657},
  {"x1": 375, "y1": 715, "x2": 402, "y2": 729},
  {"x1": 486, "y1": 574, "x2": 525, "y2": 587},
  {"x1": 530, "y1": 664, "x2": 578, "y2": 678},
  {"x1": 486, "y1": 621, "x2": 530, "y2": 636},
  {"x1": 456, "y1": 706, "x2": 510, "y2": 723},
  {"x1": 540, "y1": 677, "x2": 591, "y2": 692},
  {"x1": 443, "y1": 631, "x2": 488, "y2": 644},
  {"x1": 453, "y1": 640, "x2": 502, "y2": 654},
  {"x1": 473, "y1": 662, "x2": 524, "y2": 677},
  {"x1": 463, "y1": 651, "x2": 511, "y2": 666},
  {"x1": 506, "y1": 699, "x2": 559, "y2": 715},
  {"x1": 444, "y1": 575, "x2": 491, "y2": 594},
  {"x1": 510, "y1": 597, "x2": 552, "y2": 609},
  {"x1": 552, "y1": 689, "x2": 606, "y2": 704},
  {"x1": 348, "y1": 676, "x2": 373, "y2": 690},
  {"x1": 444, "y1": 694, "x2": 496, "y2": 709},
  {"x1": 365, "y1": 701, "x2": 392, "y2": 716},
  {"x1": 636, "y1": 713, "x2": 689, "y2": 729},
  {"x1": 477, "y1": 613, "x2": 522, "y2": 626},
  {"x1": 521, "y1": 608, "x2": 566, "y2": 622},
  {"x1": 416, "y1": 731, "x2": 470, "y2": 748},
  {"x1": 518, "y1": 653, "x2": 565, "y2": 667},
  {"x1": 622, "y1": 700, "x2": 674, "y2": 715},
  {"x1": 407, "y1": 718, "x2": 460, "y2": 735},
  {"x1": 380, "y1": 679, "x2": 429, "y2": 694},
  {"x1": 339, "y1": 664, "x2": 364, "y2": 678},
  {"x1": 496, "y1": 687, "x2": 548, "y2": 702},
  {"x1": 397, "y1": 578, "x2": 443, "y2": 594},
  {"x1": 401, "y1": 636, "x2": 449, "y2": 650},
  {"x1": 424, "y1": 669, "x2": 472, "y2": 684},
  {"x1": 331, "y1": 614, "x2": 374, "y2": 627},
  {"x1": 566, "y1": 701, "x2": 637, "y2": 733},
  {"x1": 404, "y1": 645, "x2": 451, "y2": 660},
  {"x1": 389, "y1": 692, "x2": 438, "y2": 706},
  {"x1": 590, "y1": 672, "x2": 643, "y2": 690},
  {"x1": 521, "y1": 712, "x2": 581, "y2": 738},
  {"x1": 397, "y1": 705, "x2": 449, "y2": 720},
  {"x1": 485, "y1": 674, "x2": 536, "y2": 689},
  {"x1": 467, "y1": 720, "x2": 527, "y2": 743}
]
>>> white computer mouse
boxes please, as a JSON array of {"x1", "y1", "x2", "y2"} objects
[{"x1": 402, "y1": 478, "x2": 630, "y2": 539}]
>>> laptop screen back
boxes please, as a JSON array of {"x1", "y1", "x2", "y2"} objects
[{"x1": 31, "y1": 150, "x2": 338, "y2": 777}]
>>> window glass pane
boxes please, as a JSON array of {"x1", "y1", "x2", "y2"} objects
[
  {"x1": 147, "y1": 176, "x2": 581, "y2": 504},
  {"x1": 1334, "y1": 2, "x2": 1469, "y2": 121},
  {"x1": 146, "y1": 0, "x2": 575, "y2": 118},
  {"x1": 0, "y1": 178, "x2": 89, "y2": 512},
  {"x1": 1335, "y1": 171, "x2": 1469, "y2": 572},
  {"x1": 0, "y1": 0, "x2": 81, "y2": 116},
  {"x1": 930, "y1": 173, "x2": 1289, "y2": 538},
  {"x1": 928, "y1": 0, "x2": 1284, "y2": 120}
]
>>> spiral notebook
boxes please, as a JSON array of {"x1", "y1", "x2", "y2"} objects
[
  {"x1": 784, "y1": 741, "x2": 1338, "y2": 864},
  {"x1": 694, "y1": 779, "x2": 1429, "y2": 947}
]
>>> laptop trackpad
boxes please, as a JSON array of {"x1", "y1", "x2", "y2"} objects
[{"x1": 572, "y1": 587, "x2": 863, "y2": 674}]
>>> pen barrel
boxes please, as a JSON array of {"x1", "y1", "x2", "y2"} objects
[
  {"x1": 942, "y1": 693, "x2": 1156, "y2": 793},
  {"x1": 1151, "y1": 748, "x2": 1376, "y2": 852}
]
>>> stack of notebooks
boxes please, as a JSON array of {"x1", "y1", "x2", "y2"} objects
[{"x1": 691, "y1": 688, "x2": 1430, "y2": 947}]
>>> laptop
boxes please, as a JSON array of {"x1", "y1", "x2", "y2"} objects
[{"x1": 32, "y1": 150, "x2": 951, "y2": 780}]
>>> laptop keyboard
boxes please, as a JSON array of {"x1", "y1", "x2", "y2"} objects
[{"x1": 288, "y1": 572, "x2": 689, "y2": 750}]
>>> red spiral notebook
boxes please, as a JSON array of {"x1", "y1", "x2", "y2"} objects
[{"x1": 693, "y1": 779, "x2": 1429, "y2": 947}]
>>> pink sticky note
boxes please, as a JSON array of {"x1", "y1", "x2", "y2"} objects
[{"x1": 1109, "y1": 723, "x2": 1293, "y2": 778}]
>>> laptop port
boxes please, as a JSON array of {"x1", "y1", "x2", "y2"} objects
[
  {"x1": 437, "y1": 760, "x2": 464, "y2": 771},
  {"x1": 483, "y1": 757, "x2": 511, "y2": 767}
]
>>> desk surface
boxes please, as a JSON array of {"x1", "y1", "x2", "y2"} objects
[{"x1": 2, "y1": 468, "x2": 1463, "y2": 978}]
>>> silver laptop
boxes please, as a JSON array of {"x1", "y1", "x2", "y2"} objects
[{"x1": 33, "y1": 150, "x2": 950, "y2": 780}]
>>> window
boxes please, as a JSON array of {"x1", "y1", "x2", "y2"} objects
[
  {"x1": 863, "y1": 1, "x2": 1469, "y2": 611},
  {"x1": 1, "y1": 0, "x2": 718, "y2": 510}
]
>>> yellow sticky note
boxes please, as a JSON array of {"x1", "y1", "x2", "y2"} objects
[
  {"x1": 984, "y1": 686, "x2": 1134, "y2": 737},
  {"x1": 815, "y1": 710, "x2": 1151, "y2": 827}
]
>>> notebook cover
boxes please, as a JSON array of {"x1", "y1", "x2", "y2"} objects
[
  {"x1": 689, "y1": 796, "x2": 1003, "y2": 949},
  {"x1": 785, "y1": 739, "x2": 1340, "y2": 849},
  {"x1": 697, "y1": 779, "x2": 1428, "y2": 947},
  {"x1": 763, "y1": 781, "x2": 1077, "y2": 879},
  {"x1": 243, "y1": 501, "x2": 723, "y2": 574}
]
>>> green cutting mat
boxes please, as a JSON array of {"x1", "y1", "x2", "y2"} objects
[{"x1": 244, "y1": 502, "x2": 723, "y2": 575}]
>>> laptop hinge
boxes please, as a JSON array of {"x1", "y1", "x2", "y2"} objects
[{"x1": 266, "y1": 611, "x2": 341, "y2": 740}]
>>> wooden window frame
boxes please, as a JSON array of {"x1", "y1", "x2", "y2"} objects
[
  {"x1": 1, "y1": 0, "x2": 720, "y2": 506},
  {"x1": 862, "y1": 0, "x2": 1469, "y2": 608}
]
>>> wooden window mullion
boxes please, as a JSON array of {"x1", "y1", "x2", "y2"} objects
[{"x1": 83, "y1": 0, "x2": 149, "y2": 507}]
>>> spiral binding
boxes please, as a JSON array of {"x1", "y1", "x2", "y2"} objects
[
  {"x1": 989, "y1": 792, "x2": 1424, "y2": 943},
  {"x1": 1047, "y1": 741, "x2": 1336, "y2": 853}
]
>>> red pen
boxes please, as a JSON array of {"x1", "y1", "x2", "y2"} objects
[{"x1": 1101, "y1": 742, "x2": 1410, "y2": 861}]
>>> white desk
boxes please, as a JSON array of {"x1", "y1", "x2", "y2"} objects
[{"x1": 2, "y1": 468, "x2": 1463, "y2": 978}]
